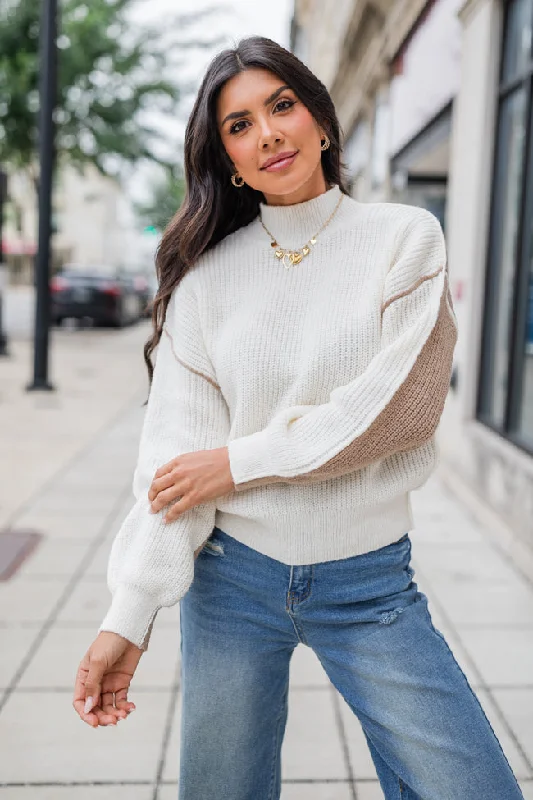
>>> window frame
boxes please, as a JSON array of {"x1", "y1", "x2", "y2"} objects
[{"x1": 477, "y1": 0, "x2": 533, "y2": 454}]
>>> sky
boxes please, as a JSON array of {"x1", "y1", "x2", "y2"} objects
[
  {"x1": 133, "y1": 0, "x2": 293, "y2": 48},
  {"x1": 127, "y1": 0, "x2": 294, "y2": 202}
]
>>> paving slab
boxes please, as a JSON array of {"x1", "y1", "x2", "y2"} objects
[
  {"x1": 0, "y1": 628, "x2": 38, "y2": 690},
  {"x1": 280, "y1": 784, "x2": 354, "y2": 799},
  {"x1": 281, "y1": 688, "x2": 349, "y2": 781},
  {"x1": 0, "y1": 577, "x2": 66, "y2": 624},
  {"x1": 492, "y1": 689, "x2": 533, "y2": 765},
  {"x1": 55, "y1": 579, "x2": 180, "y2": 627},
  {"x1": 0, "y1": 690, "x2": 171, "y2": 784},
  {"x1": 463, "y1": 629, "x2": 533, "y2": 687},
  {"x1": 355, "y1": 785, "x2": 386, "y2": 800},
  {"x1": 18, "y1": 625, "x2": 180, "y2": 691},
  {"x1": 10, "y1": 511, "x2": 112, "y2": 542},
  {"x1": 84, "y1": 539, "x2": 118, "y2": 577},
  {"x1": 157, "y1": 784, "x2": 358, "y2": 800},
  {"x1": 54, "y1": 578, "x2": 124, "y2": 626},
  {"x1": 27, "y1": 489, "x2": 121, "y2": 517},
  {"x1": 337, "y1": 699, "x2": 380, "y2": 781},
  {"x1": 474, "y1": 688, "x2": 532, "y2": 780},
  {"x1": 424, "y1": 580, "x2": 533, "y2": 628},
  {"x1": 9, "y1": 537, "x2": 91, "y2": 579},
  {"x1": 411, "y1": 539, "x2": 526, "y2": 585},
  {"x1": 0, "y1": 788, "x2": 153, "y2": 800},
  {"x1": 289, "y1": 643, "x2": 331, "y2": 688},
  {"x1": 0, "y1": 322, "x2": 149, "y2": 528},
  {"x1": 160, "y1": 694, "x2": 182, "y2": 784}
]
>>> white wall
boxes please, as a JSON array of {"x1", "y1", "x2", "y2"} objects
[
  {"x1": 54, "y1": 165, "x2": 147, "y2": 271},
  {"x1": 4, "y1": 163, "x2": 151, "y2": 281},
  {"x1": 292, "y1": 0, "x2": 355, "y2": 84},
  {"x1": 389, "y1": 0, "x2": 463, "y2": 156},
  {"x1": 3, "y1": 171, "x2": 38, "y2": 258}
]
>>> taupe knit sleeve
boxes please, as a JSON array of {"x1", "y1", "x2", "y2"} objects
[{"x1": 227, "y1": 209, "x2": 458, "y2": 490}]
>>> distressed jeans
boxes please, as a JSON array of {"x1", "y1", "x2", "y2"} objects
[{"x1": 178, "y1": 527, "x2": 524, "y2": 800}]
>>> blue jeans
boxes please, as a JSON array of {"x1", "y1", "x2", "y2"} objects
[{"x1": 178, "y1": 527, "x2": 524, "y2": 800}]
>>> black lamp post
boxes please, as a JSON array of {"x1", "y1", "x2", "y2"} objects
[
  {"x1": 0, "y1": 169, "x2": 9, "y2": 357},
  {"x1": 27, "y1": 0, "x2": 57, "y2": 391}
]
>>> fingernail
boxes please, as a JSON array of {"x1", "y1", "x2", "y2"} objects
[{"x1": 84, "y1": 696, "x2": 94, "y2": 714}]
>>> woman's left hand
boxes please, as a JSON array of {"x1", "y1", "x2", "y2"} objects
[{"x1": 148, "y1": 446, "x2": 236, "y2": 522}]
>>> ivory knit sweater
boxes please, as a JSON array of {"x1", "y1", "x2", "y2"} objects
[{"x1": 99, "y1": 184, "x2": 458, "y2": 649}]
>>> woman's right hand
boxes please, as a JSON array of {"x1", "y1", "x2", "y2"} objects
[{"x1": 73, "y1": 631, "x2": 143, "y2": 728}]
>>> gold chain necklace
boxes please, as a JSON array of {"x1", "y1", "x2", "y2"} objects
[{"x1": 259, "y1": 192, "x2": 344, "y2": 269}]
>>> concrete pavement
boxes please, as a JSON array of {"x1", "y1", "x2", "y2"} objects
[
  {"x1": 0, "y1": 317, "x2": 150, "y2": 528},
  {"x1": 1, "y1": 318, "x2": 533, "y2": 798}
]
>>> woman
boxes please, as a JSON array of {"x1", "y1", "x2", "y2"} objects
[{"x1": 73, "y1": 36, "x2": 524, "y2": 800}]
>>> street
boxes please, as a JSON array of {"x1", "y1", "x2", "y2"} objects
[{"x1": 0, "y1": 316, "x2": 532, "y2": 798}]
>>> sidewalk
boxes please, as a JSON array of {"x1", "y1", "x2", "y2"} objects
[
  {"x1": 1, "y1": 322, "x2": 533, "y2": 798},
  {"x1": 0, "y1": 318, "x2": 150, "y2": 528}
]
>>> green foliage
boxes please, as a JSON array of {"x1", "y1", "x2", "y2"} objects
[
  {"x1": 0, "y1": 0, "x2": 39, "y2": 170},
  {"x1": 0, "y1": 1, "x2": 223, "y2": 174},
  {"x1": 136, "y1": 166, "x2": 186, "y2": 233}
]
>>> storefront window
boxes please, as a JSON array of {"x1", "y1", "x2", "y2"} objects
[
  {"x1": 483, "y1": 90, "x2": 527, "y2": 427},
  {"x1": 517, "y1": 254, "x2": 533, "y2": 440},
  {"x1": 502, "y1": 0, "x2": 533, "y2": 83},
  {"x1": 478, "y1": 0, "x2": 533, "y2": 451}
]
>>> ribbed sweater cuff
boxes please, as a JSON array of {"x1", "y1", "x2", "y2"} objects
[
  {"x1": 228, "y1": 430, "x2": 273, "y2": 488},
  {"x1": 99, "y1": 585, "x2": 161, "y2": 651}
]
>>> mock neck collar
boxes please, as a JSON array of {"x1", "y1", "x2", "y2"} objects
[{"x1": 258, "y1": 184, "x2": 342, "y2": 248}]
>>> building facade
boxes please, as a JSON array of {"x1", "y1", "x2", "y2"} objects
[
  {"x1": 2, "y1": 163, "x2": 148, "y2": 284},
  {"x1": 292, "y1": 0, "x2": 533, "y2": 572}
]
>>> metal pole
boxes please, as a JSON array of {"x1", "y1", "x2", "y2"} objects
[
  {"x1": 27, "y1": 0, "x2": 57, "y2": 391},
  {"x1": 0, "y1": 169, "x2": 9, "y2": 357}
]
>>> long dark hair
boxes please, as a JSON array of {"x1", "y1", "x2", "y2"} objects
[{"x1": 144, "y1": 35, "x2": 349, "y2": 384}]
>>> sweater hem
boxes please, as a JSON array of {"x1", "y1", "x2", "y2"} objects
[{"x1": 215, "y1": 494, "x2": 414, "y2": 566}]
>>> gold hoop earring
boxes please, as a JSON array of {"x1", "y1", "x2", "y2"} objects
[
  {"x1": 320, "y1": 134, "x2": 330, "y2": 151},
  {"x1": 231, "y1": 172, "x2": 245, "y2": 187}
]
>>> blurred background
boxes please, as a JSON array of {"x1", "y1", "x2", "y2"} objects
[{"x1": 1, "y1": 1, "x2": 533, "y2": 799}]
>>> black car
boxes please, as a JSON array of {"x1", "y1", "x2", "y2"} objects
[
  {"x1": 132, "y1": 273, "x2": 155, "y2": 319},
  {"x1": 51, "y1": 265, "x2": 143, "y2": 328}
]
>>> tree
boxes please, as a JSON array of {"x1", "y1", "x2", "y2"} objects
[
  {"x1": 0, "y1": 1, "x2": 224, "y2": 176},
  {"x1": 136, "y1": 165, "x2": 186, "y2": 233}
]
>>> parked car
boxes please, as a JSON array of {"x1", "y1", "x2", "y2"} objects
[
  {"x1": 50, "y1": 265, "x2": 143, "y2": 328},
  {"x1": 132, "y1": 273, "x2": 154, "y2": 319}
]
